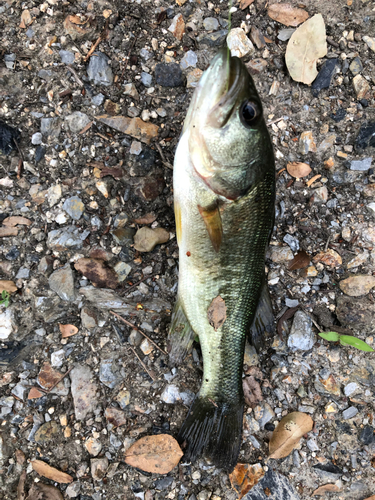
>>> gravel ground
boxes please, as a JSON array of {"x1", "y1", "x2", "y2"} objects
[{"x1": 1, "y1": 0, "x2": 375, "y2": 499}]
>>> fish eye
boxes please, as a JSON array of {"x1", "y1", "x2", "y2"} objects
[{"x1": 240, "y1": 100, "x2": 261, "y2": 127}]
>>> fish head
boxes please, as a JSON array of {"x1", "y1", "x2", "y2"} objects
[{"x1": 184, "y1": 49, "x2": 274, "y2": 200}]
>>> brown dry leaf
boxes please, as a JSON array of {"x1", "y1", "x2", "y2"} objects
[
  {"x1": 269, "y1": 412, "x2": 313, "y2": 459},
  {"x1": 100, "y1": 166, "x2": 124, "y2": 179},
  {"x1": 17, "y1": 470, "x2": 26, "y2": 500},
  {"x1": 0, "y1": 227, "x2": 18, "y2": 237},
  {"x1": 0, "y1": 280, "x2": 17, "y2": 294},
  {"x1": 3, "y1": 216, "x2": 32, "y2": 227},
  {"x1": 286, "y1": 162, "x2": 311, "y2": 178},
  {"x1": 133, "y1": 213, "x2": 157, "y2": 225},
  {"x1": 28, "y1": 387, "x2": 44, "y2": 399},
  {"x1": 229, "y1": 463, "x2": 265, "y2": 499},
  {"x1": 288, "y1": 250, "x2": 310, "y2": 271},
  {"x1": 313, "y1": 249, "x2": 342, "y2": 268},
  {"x1": 243, "y1": 374, "x2": 263, "y2": 407},
  {"x1": 63, "y1": 14, "x2": 96, "y2": 39},
  {"x1": 19, "y1": 9, "x2": 32, "y2": 29},
  {"x1": 74, "y1": 258, "x2": 119, "y2": 289},
  {"x1": 268, "y1": 3, "x2": 309, "y2": 27},
  {"x1": 207, "y1": 295, "x2": 227, "y2": 331},
  {"x1": 363, "y1": 496, "x2": 375, "y2": 500},
  {"x1": 124, "y1": 434, "x2": 183, "y2": 474},
  {"x1": 31, "y1": 460, "x2": 73, "y2": 484},
  {"x1": 59, "y1": 324, "x2": 79, "y2": 338},
  {"x1": 26, "y1": 483, "x2": 64, "y2": 500},
  {"x1": 285, "y1": 14, "x2": 327, "y2": 85},
  {"x1": 306, "y1": 174, "x2": 322, "y2": 187},
  {"x1": 312, "y1": 484, "x2": 341, "y2": 496},
  {"x1": 240, "y1": 0, "x2": 255, "y2": 9},
  {"x1": 37, "y1": 363, "x2": 65, "y2": 391}
]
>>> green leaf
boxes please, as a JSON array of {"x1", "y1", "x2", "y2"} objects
[
  {"x1": 318, "y1": 331, "x2": 339, "y2": 342},
  {"x1": 339, "y1": 335, "x2": 374, "y2": 352}
]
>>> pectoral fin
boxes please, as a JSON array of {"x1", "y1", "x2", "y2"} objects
[
  {"x1": 168, "y1": 296, "x2": 195, "y2": 367},
  {"x1": 198, "y1": 203, "x2": 223, "y2": 252},
  {"x1": 249, "y1": 279, "x2": 274, "y2": 350},
  {"x1": 174, "y1": 200, "x2": 182, "y2": 246}
]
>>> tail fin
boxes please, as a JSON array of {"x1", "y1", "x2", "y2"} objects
[{"x1": 177, "y1": 395, "x2": 244, "y2": 472}]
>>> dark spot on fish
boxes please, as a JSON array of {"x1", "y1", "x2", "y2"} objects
[
  {"x1": 186, "y1": 251, "x2": 191, "y2": 257},
  {"x1": 255, "y1": 194, "x2": 261, "y2": 203}
]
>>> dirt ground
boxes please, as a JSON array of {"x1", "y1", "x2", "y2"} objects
[{"x1": 1, "y1": 0, "x2": 375, "y2": 499}]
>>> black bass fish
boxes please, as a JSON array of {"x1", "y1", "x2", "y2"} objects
[{"x1": 169, "y1": 48, "x2": 275, "y2": 471}]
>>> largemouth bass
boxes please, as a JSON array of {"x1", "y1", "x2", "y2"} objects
[{"x1": 169, "y1": 49, "x2": 275, "y2": 471}]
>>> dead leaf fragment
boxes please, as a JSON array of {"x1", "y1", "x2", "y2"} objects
[
  {"x1": 0, "y1": 280, "x2": 17, "y2": 294},
  {"x1": 133, "y1": 213, "x2": 157, "y2": 225},
  {"x1": 339, "y1": 275, "x2": 375, "y2": 297},
  {"x1": 0, "y1": 227, "x2": 18, "y2": 237},
  {"x1": 37, "y1": 363, "x2": 65, "y2": 391},
  {"x1": 313, "y1": 484, "x2": 341, "y2": 496},
  {"x1": 20, "y1": 9, "x2": 32, "y2": 29},
  {"x1": 285, "y1": 14, "x2": 327, "y2": 84},
  {"x1": 74, "y1": 258, "x2": 119, "y2": 289},
  {"x1": 207, "y1": 296, "x2": 227, "y2": 331},
  {"x1": 59, "y1": 324, "x2": 79, "y2": 338},
  {"x1": 229, "y1": 463, "x2": 265, "y2": 499},
  {"x1": 288, "y1": 250, "x2": 310, "y2": 271},
  {"x1": 363, "y1": 496, "x2": 375, "y2": 500},
  {"x1": 105, "y1": 407, "x2": 127, "y2": 428},
  {"x1": 268, "y1": 3, "x2": 309, "y2": 27},
  {"x1": 63, "y1": 14, "x2": 96, "y2": 40},
  {"x1": 313, "y1": 249, "x2": 342, "y2": 268},
  {"x1": 31, "y1": 460, "x2": 73, "y2": 484},
  {"x1": 3, "y1": 216, "x2": 32, "y2": 227},
  {"x1": 240, "y1": 0, "x2": 255, "y2": 9},
  {"x1": 124, "y1": 434, "x2": 183, "y2": 474},
  {"x1": 243, "y1": 372, "x2": 263, "y2": 407},
  {"x1": 26, "y1": 482, "x2": 64, "y2": 500},
  {"x1": 97, "y1": 115, "x2": 159, "y2": 145},
  {"x1": 269, "y1": 412, "x2": 313, "y2": 459},
  {"x1": 28, "y1": 387, "x2": 44, "y2": 399},
  {"x1": 286, "y1": 162, "x2": 312, "y2": 178}
]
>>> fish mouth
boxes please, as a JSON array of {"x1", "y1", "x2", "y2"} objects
[{"x1": 205, "y1": 50, "x2": 247, "y2": 129}]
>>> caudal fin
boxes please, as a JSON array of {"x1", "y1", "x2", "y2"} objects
[{"x1": 177, "y1": 396, "x2": 244, "y2": 472}]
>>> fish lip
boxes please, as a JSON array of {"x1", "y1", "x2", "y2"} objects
[{"x1": 206, "y1": 53, "x2": 246, "y2": 128}]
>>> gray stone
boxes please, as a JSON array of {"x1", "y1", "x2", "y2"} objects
[
  {"x1": 243, "y1": 467, "x2": 300, "y2": 500},
  {"x1": 306, "y1": 438, "x2": 320, "y2": 451},
  {"x1": 31, "y1": 132, "x2": 43, "y2": 145},
  {"x1": 254, "y1": 402, "x2": 275, "y2": 429},
  {"x1": 350, "y1": 157, "x2": 372, "y2": 171},
  {"x1": 66, "y1": 481, "x2": 81, "y2": 498},
  {"x1": 343, "y1": 406, "x2": 358, "y2": 419},
  {"x1": 115, "y1": 390, "x2": 131, "y2": 409},
  {"x1": 140, "y1": 48, "x2": 152, "y2": 60},
  {"x1": 277, "y1": 28, "x2": 296, "y2": 41},
  {"x1": 287, "y1": 311, "x2": 315, "y2": 351},
  {"x1": 47, "y1": 225, "x2": 90, "y2": 250},
  {"x1": 113, "y1": 261, "x2": 132, "y2": 282},
  {"x1": 91, "y1": 457, "x2": 109, "y2": 481},
  {"x1": 155, "y1": 476, "x2": 174, "y2": 490},
  {"x1": 349, "y1": 56, "x2": 363, "y2": 76},
  {"x1": 199, "y1": 29, "x2": 228, "y2": 47},
  {"x1": 160, "y1": 384, "x2": 182, "y2": 404},
  {"x1": 38, "y1": 69, "x2": 55, "y2": 81},
  {"x1": 48, "y1": 264, "x2": 76, "y2": 302},
  {"x1": 11, "y1": 380, "x2": 29, "y2": 400},
  {"x1": 155, "y1": 63, "x2": 184, "y2": 87},
  {"x1": 87, "y1": 51, "x2": 113, "y2": 86},
  {"x1": 81, "y1": 306, "x2": 98, "y2": 329},
  {"x1": 203, "y1": 17, "x2": 219, "y2": 31},
  {"x1": 34, "y1": 294, "x2": 65, "y2": 323},
  {"x1": 283, "y1": 233, "x2": 300, "y2": 252},
  {"x1": 344, "y1": 382, "x2": 360, "y2": 397},
  {"x1": 79, "y1": 286, "x2": 135, "y2": 313},
  {"x1": 63, "y1": 195, "x2": 84, "y2": 220},
  {"x1": 92, "y1": 93, "x2": 105, "y2": 106},
  {"x1": 51, "y1": 349, "x2": 65, "y2": 368},
  {"x1": 70, "y1": 364, "x2": 100, "y2": 420},
  {"x1": 40, "y1": 117, "x2": 61, "y2": 138},
  {"x1": 65, "y1": 112, "x2": 91, "y2": 134},
  {"x1": 0, "y1": 308, "x2": 17, "y2": 340},
  {"x1": 99, "y1": 359, "x2": 122, "y2": 389},
  {"x1": 109, "y1": 433, "x2": 122, "y2": 448},
  {"x1": 15, "y1": 267, "x2": 30, "y2": 279},
  {"x1": 141, "y1": 72, "x2": 152, "y2": 87},
  {"x1": 59, "y1": 50, "x2": 75, "y2": 64},
  {"x1": 180, "y1": 50, "x2": 198, "y2": 70}
]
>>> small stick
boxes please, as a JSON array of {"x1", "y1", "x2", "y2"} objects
[
  {"x1": 155, "y1": 142, "x2": 173, "y2": 170},
  {"x1": 110, "y1": 311, "x2": 167, "y2": 355},
  {"x1": 128, "y1": 345, "x2": 156, "y2": 381},
  {"x1": 67, "y1": 65, "x2": 84, "y2": 87},
  {"x1": 267, "y1": 116, "x2": 288, "y2": 126},
  {"x1": 124, "y1": 274, "x2": 155, "y2": 294},
  {"x1": 84, "y1": 22, "x2": 109, "y2": 62},
  {"x1": 46, "y1": 366, "x2": 73, "y2": 394}
]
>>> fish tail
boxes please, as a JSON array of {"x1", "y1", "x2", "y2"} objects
[{"x1": 177, "y1": 395, "x2": 244, "y2": 472}]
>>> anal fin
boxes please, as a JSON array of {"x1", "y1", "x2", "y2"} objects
[
  {"x1": 249, "y1": 279, "x2": 274, "y2": 351},
  {"x1": 168, "y1": 297, "x2": 195, "y2": 367}
]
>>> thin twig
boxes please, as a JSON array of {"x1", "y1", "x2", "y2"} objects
[
  {"x1": 84, "y1": 21, "x2": 109, "y2": 62},
  {"x1": 267, "y1": 116, "x2": 288, "y2": 126},
  {"x1": 155, "y1": 142, "x2": 173, "y2": 169},
  {"x1": 128, "y1": 345, "x2": 156, "y2": 381},
  {"x1": 123, "y1": 273, "x2": 155, "y2": 294},
  {"x1": 67, "y1": 65, "x2": 84, "y2": 87},
  {"x1": 110, "y1": 311, "x2": 167, "y2": 355}
]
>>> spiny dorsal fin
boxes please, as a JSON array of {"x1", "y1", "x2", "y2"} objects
[{"x1": 198, "y1": 203, "x2": 223, "y2": 253}]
